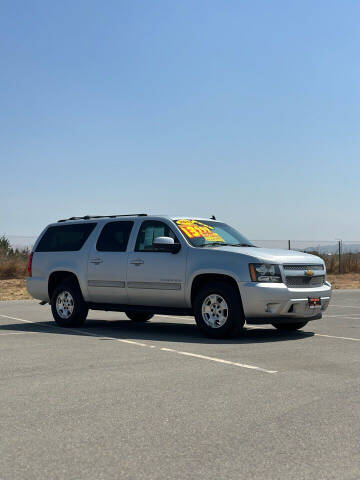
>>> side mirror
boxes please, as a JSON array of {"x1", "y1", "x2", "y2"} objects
[{"x1": 153, "y1": 236, "x2": 181, "y2": 254}]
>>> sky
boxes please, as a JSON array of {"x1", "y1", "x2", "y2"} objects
[{"x1": 1, "y1": 0, "x2": 359, "y2": 240}]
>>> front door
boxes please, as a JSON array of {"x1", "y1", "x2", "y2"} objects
[
  {"x1": 127, "y1": 220, "x2": 187, "y2": 307},
  {"x1": 87, "y1": 220, "x2": 134, "y2": 304}
]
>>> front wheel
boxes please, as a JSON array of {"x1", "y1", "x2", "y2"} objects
[
  {"x1": 125, "y1": 312, "x2": 154, "y2": 322},
  {"x1": 193, "y1": 282, "x2": 245, "y2": 338},
  {"x1": 272, "y1": 321, "x2": 308, "y2": 331},
  {"x1": 51, "y1": 281, "x2": 88, "y2": 328}
]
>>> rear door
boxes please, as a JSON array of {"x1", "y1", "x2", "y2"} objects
[
  {"x1": 127, "y1": 220, "x2": 187, "y2": 307},
  {"x1": 87, "y1": 221, "x2": 134, "y2": 304}
]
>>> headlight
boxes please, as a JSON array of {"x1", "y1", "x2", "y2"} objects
[{"x1": 249, "y1": 263, "x2": 282, "y2": 283}]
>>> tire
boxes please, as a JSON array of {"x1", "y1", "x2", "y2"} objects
[
  {"x1": 272, "y1": 321, "x2": 308, "y2": 331},
  {"x1": 193, "y1": 281, "x2": 245, "y2": 338},
  {"x1": 51, "y1": 280, "x2": 88, "y2": 328},
  {"x1": 125, "y1": 312, "x2": 153, "y2": 322}
]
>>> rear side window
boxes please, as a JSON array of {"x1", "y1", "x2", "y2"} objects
[
  {"x1": 96, "y1": 221, "x2": 134, "y2": 252},
  {"x1": 36, "y1": 223, "x2": 97, "y2": 252}
]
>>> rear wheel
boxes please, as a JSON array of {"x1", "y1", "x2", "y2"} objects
[
  {"x1": 51, "y1": 281, "x2": 88, "y2": 327},
  {"x1": 272, "y1": 321, "x2": 308, "y2": 331},
  {"x1": 125, "y1": 312, "x2": 153, "y2": 322},
  {"x1": 193, "y1": 281, "x2": 245, "y2": 338}
]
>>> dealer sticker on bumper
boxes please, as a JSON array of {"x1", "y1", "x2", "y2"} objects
[{"x1": 308, "y1": 297, "x2": 321, "y2": 309}]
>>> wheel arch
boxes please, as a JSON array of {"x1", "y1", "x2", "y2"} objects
[
  {"x1": 48, "y1": 270, "x2": 82, "y2": 300},
  {"x1": 190, "y1": 272, "x2": 243, "y2": 308}
]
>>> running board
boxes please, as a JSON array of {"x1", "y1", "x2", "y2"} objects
[{"x1": 87, "y1": 302, "x2": 193, "y2": 317}]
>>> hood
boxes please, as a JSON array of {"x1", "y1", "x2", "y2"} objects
[{"x1": 209, "y1": 246, "x2": 324, "y2": 265}]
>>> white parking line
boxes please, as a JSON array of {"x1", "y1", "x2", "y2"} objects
[
  {"x1": 0, "y1": 332, "x2": 38, "y2": 336},
  {"x1": 0, "y1": 314, "x2": 277, "y2": 374},
  {"x1": 158, "y1": 314, "x2": 360, "y2": 343},
  {"x1": 157, "y1": 314, "x2": 193, "y2": 322},
  {"x1": 246, "y1": 325, "x2": 360, "y2": 342},
  {"x1": 160, "y1": 347, "x2": 277, "y2": 374},
  {"x1": 0, "y1": 314, "x2": 35, "y2": 324},
  {"x1": 314, "y1": 333, "x2": 360, "y2": 342},
  {"x1": 119, "y1": 339, "x2": 149, "y2": 347},
  {"x1": 329, "y1": 304, "x2": 360, "y2": 309}
]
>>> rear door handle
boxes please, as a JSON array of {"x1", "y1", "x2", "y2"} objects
[
  {"x1": 130, "y1": 258, "x2": 144, "y2": 266},
  {"x1": 90, "y1": 258, "x2": 103, "y2": 265}
]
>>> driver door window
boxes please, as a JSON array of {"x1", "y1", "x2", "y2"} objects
[{"x1": 135, "y1": 221, "x2": 178, "y2": 252}]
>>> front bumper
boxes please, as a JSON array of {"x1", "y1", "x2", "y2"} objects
[{"x1": 240, "y1": 281, "x2": 332, "y2": 325}]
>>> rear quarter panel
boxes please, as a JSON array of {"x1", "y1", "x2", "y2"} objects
[{"x1": 27, "y1": 222, "x2": 102, "y2": 302}]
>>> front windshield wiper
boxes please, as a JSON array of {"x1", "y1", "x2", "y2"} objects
[
  {"x1": 197, "y1": 242, "x2": 231, "y2": 247},
  {"x1": 230, "y1": 243, "x2": 254, "y2": 247},
  {"x1": 198, "y1": 242, "x2": 254, "y2": 248}
]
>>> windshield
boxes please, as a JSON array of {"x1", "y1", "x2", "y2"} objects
[{"x1": 173, "y1": 219, "x2": 254, "y2": 248}]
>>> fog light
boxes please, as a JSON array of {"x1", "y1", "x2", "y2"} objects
[{"x1": 266, "y1": 303, "x2": 280, "y2": 314}]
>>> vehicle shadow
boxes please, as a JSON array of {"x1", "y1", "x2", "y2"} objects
[{"x1": 0, "y1": 317, "x2": 315, "y2": 344}]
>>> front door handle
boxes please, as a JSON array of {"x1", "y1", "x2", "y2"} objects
[
  {"x1": 90, "y1": 258, "x2": 103, "y2": 265},
  {"x1": 130, "y1": 258, "x2": 144, "y2": 266}
]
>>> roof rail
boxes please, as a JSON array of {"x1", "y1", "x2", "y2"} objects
[{"x1": 57, "y1": 214, "x2": 147, "y2": 222}]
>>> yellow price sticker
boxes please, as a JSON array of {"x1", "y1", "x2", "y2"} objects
[{"x1": 176, "y1": 220, "x2": 225, "y2": 242}]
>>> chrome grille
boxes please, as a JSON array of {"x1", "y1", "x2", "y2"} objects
[
  {"x1": 286, "y1": 275, "x2": 325, "y2": 288},
  {"x1": 283, "y1": 264, "x2": 324, "y2": 271}
]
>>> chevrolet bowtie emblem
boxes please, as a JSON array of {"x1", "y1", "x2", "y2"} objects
[{"x1": 305, "y1": 269, "x2": 314, "y2": 277}]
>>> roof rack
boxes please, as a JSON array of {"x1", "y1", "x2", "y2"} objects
[{"x1": 57, "y1": 214, "x2": 147, "y2": 222}]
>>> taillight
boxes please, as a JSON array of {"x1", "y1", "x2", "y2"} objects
[{"x1": 27, "y1": 253, "x2": 33, "y2": 277}]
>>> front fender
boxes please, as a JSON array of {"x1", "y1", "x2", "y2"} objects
[{"x1": 185, "y1": 268, "x2": 243, "y2": 307}]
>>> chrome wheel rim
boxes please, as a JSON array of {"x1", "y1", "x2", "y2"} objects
[
  {"x1": 201, "y1": 294, "x2": 228, "y2": 328},
  {"x1": 56, "y1": 291, "x2": 74, "y2": 319}
]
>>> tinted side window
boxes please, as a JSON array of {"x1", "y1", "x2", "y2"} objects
[
  {"x1": 96, "y1": 221, "x2": 134, "y2": 252},
  {"x1": 36, "y1": 223, "x2": 96, "y2": 252},
  {"x1": 135, "y1": 221, "x2": 179, "y2": 252}
]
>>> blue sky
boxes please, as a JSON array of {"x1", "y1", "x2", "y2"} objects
[{"x1": 1, "y1": 0, "x2": 359, "y2": 240}]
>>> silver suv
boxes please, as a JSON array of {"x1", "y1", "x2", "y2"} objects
[{"x1": 27, "y1": 214, "x2": 332, "y2": 338}]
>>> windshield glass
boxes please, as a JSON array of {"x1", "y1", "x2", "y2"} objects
[{"x1": 174, "y1": 219, "x2": 254, "y2": 248}]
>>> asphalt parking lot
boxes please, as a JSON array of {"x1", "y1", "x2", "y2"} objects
[{"x1": 0, "y1": 290, "x2": 359, "y2": 480}]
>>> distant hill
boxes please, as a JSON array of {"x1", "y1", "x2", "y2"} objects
[
  {"x1": 7, "y1": 236, "x2": 36, "y2": 250},
  {"x1": 253, "y1": 240, "x2": 360, "y2": 254},
  {"x1": 303, "y1": 243, "x2": 360, "y2": 254},
  {"x1": 7, "y1": 236, "x2": 360, "y2": 255}
]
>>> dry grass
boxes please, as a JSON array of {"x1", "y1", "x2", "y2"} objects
[
  {"x1": 0, "y1": 279, "x2": 32, "y2": 301},
  {"x1": 3, "y1": 252, "x2": 360, "y2": 279},
  {"x1": 0, "y1": 256, "x2": 28, "y2": 279},
  {"x1": 326, "y1": 273, "x2": 360, "y2": 289},
  {"x1": 1, "y1": 274, "x2": 359, "y2": 302},
  {"x1": 0, "y1": 234, "x2": 29, "y2": 279},
  {"x1": 1, "y1": 233, "x2": 360, "y2": 300},
  {"x1": 313, "y1": 252, "x2": 360, "y2": 274}
]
